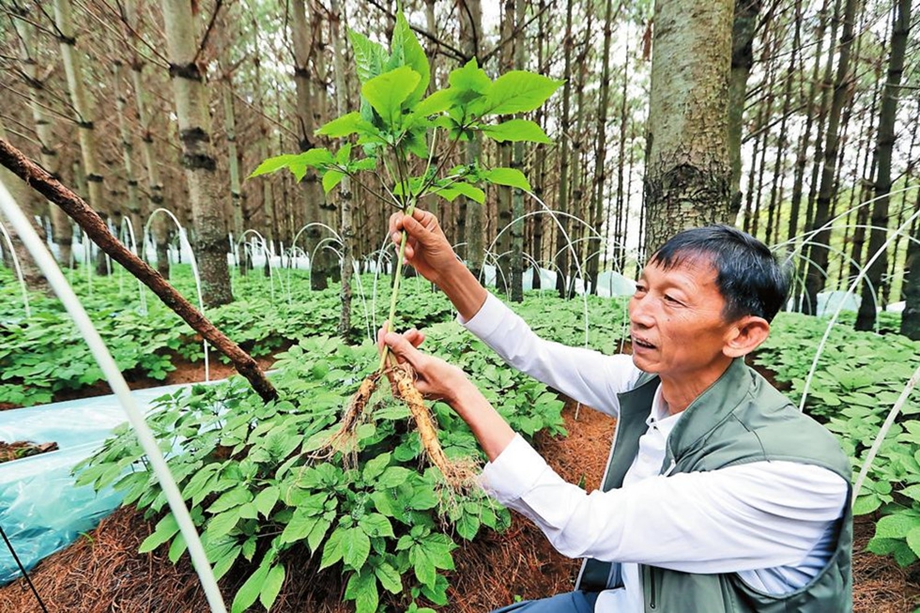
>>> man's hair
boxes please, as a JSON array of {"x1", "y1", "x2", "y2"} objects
[{"x1": 649, "y1": 225, "x2": 790, "y2": 322}]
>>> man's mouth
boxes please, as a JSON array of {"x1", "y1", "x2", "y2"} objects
[{"x1": 632, "y1": 334, "x2": 656, "y2": 350}]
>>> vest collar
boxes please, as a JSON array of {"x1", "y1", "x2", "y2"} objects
[{"x1": 662, "y1": 357, "x2": 751, "y2": 464}]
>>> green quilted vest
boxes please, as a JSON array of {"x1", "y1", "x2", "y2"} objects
[{"x1": 576, "y1": 358, "x2": 853, "y2": 612}]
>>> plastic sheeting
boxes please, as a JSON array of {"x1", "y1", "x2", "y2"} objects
[{"x1": 0, "y1": 382, "x2": 193, "y2": 584}]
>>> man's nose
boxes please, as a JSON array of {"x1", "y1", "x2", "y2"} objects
[{"x1": 629, "y1": 296, "x2": 654, "y2": 327}]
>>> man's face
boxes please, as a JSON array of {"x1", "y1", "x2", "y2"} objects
[{"x1": 628, "y1": 257, "x2": 737, "y2": 382}]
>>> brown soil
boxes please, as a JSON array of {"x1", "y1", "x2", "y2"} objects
[{"x1": 0, "y1": 376, "x2": 917, "y2": 611}]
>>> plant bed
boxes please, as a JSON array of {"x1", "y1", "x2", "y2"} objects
[{"x1": 0, "y1": 440, "x2": 58, "y2": 464}]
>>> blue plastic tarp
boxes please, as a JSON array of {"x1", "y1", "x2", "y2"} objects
[{"x1": 0, "y1": 382, "x2": 194, "y2": 584}]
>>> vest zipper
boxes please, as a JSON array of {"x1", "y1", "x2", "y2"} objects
[
  {"x1": 648, "y1": 566, "x2": 657, "y2": 609},
  {"x1": 662, "y1": 458, "x2": 677, "y2": 477}
]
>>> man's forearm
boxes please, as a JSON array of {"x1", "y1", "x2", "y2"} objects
[
  {"x1": 433, "y1": 261, "x2": 488, "y2": 321},
  {"x1": 447, "y1": 380, "x2": 515, "y2": 462}
]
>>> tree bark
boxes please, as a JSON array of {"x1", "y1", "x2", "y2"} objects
[
  {"x1": 728, "y1": 0, "x2": 763, "y2": 220},
  {"x1": 554, "y1": 0, "x2": 574, "y2": 298},
  {"x1": 53, "y1": 0, "x2": 108, "y2": 275},
  {"x1": 855, "y1": 0, "x2": 912, "y2": 330},
  {"x1": 159, "y1": 0, "x2": 233, "y2": 307},
  {"x1": 802, "y1": 0, "x2": 861, "y2": 315},
  {"x1": 643, "y1": 0, "x2": 734, "y2": 253},
  {"x1": 0, "y1": 138, "x2": 277, "y2": 402},
  {"x1": 459, "y1": 0, "x2": 484, "y2": 281}
]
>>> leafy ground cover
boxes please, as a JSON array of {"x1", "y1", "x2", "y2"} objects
[{"x1": 3, "y1": 265, "x2": 920, "y2": 609}]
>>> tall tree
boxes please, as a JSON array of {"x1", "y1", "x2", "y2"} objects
[
  {"x1": 728, "y1": 0, "x2": 763, "y2": 219},
  {"x1": 643, "y1": 0, "x2": 734, "y2": 252},
  {"x1": 801, "y1": 0, "x2": 861, "y2": 315},
  {"x1": 459, "y1": 0, "x2": 484, "y2": 281},
  {"x1": 855, "y1": 0, "x2": 912, "y2": 330},
  {"x1": 12, "y1": 7, "x2": 71, "y2": 267},
  {"x1": 553, "y1": 0, "x2": 574, "y2": 298},
  {"x1": 159, "y1": 0, "x2": 233, "y2": 307},
  {"x1": 53, "y1": 0, "x2": 108, "y2": 274}
]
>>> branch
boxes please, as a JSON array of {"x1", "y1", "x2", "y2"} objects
[
  {"x1": 480, "y1": 1, "x2": 553, "y2": 65},
  {"x1": 364, "y1": 0, "x2": 466, "y2": 62},
  {"x1": 0, "y1": 137, "x2": 279, "y2": 404}
]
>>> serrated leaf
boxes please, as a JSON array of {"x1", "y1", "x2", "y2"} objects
[
  {"x1": 280, "y1": 509, "x2": 319, "y2": 545},
  {"x1": 375, "y1": 561, "x2": 402, "y2": 594},
  {"x1": 254, "y1": 487, "x2": 280, "y2": 518},
  {"x1": 450, "y1": 182, "x2": 485, "y2": 204},
  {"x1": 207, "y1": 486, "x2": 252, "y2": 514},
  {"x1": 323, "y1": 169, "x2": 346, "y2": 194},
  {"x1": 342, "y1": 527, "x2": 372, "y2": 569},
  {"x1": 319, "y1": 527, "x2": 346, "y2": 570},
  {"x1": 359, "y1": 513, "x2": 395, "y2": 538},
  {"x1": 876, "y1": 512, "x2": 920, "y2": 539},
  {"x1": 363, "y1": 453, "x2": 391, "y2": 482},
  {"x1": 345, "y1": 569, "x2": 379, "y2": 613},
  {"x1": 483, "y1": 167, "x2": 532, "y2": 191},
  {"x1": 852, "y1": 493, "x2": 882, "y2": 515},
  {"x1": 386, "y1": 11, "x2": 430, "y2": 104},
  {"x1": 448, "y1": 58, "x2": 491, "y2": 94},
  {"x1": 481, "y1": 119, "x2": 551, "y2": 144},
  {"x1": 378, "y1": 466, "x2": 412, "y2": 488},
  {"x1": 168, "y1": 531, "x2": 187, "y2": 563},
  {"x1": 317, "y1": 112, "x2": 376, "y2": 138},
  {"x1": 362, "y1": 66, "x2": 421, "y2": 127},
  {"x1": 248, "y1": 154, "x2": 300, "y2": 178},
  {"x1": 259, "y1": 564, "x2": 286, "y2": 610},
  {"x1": 479, "y1": 71, "x2": 563, "y2": 115},
  {"x1": 138, "y1": 513, "x2": 179, "y2": 554},
  {"x1": 348, "y1": 30, "x2": 387, "y2": 83},
  {"x1": 207, "y1": 508, "x2": 241, "y2": 539},
  {"x1": 415, "y1": 89, "x2": 456, "y2": 116},
  {"x1": 231, "y1": 559, "x2": 271, "y2": 613}
]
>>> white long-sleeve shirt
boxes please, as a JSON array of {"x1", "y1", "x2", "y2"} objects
[{"x1": 462, "y1": 294, "x2": 849, "y2": 612}]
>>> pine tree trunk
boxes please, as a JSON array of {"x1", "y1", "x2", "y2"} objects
[
  {"x1": 728, "y1": 0, "x2": 763, "y2": 219},
  {"x1": 460, "y1": 0, "x2": 484, "y2": 281},
  {"x1": 643, "y1": 0, "x2": 734, "y2": 252},
  {"x1": 53, "y1": 0, "x2": 107, "y2": 274},
  {"x1": 855, "y1": 0, "x2": 911, "y2": 330},
  {"x1": 13, "y1": 8, "x2": 71, "y2": 269},
  {"x1": 496, "y1": 0, "x2": 515, "y2": 295},
  {"x1": 159, "y1": 0, "x2": 233, "y2": 307},
  {"x1": 509, "y1": 0, "x2": 526, "y2": 303},
  {"x1": 331, "y1": 0, "x2": 354, "y2": 339},
  {"x1": 111, "y1": 56, "x2": 142, "y2": 246},
  {"x1": 900, "y1": 187, "x2": 920, "y2": 338},
  {"x1": 802, "y1": 0, "x2": 861, "y2": 315},
  {"x1": 292, "y1": 0, "x2": 329, "y2": 290},
  {"x1": 554, "y1": 0, "x2": 574, "y2": 297},
  {"x1": 584, "y1": 0, "x2": 615, "y2": 295},
  {"x1": 221, "y1": 73, "x2": 246, "y2": 275}
]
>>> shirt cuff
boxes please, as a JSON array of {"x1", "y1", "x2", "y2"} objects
[
  {"x1": 479, "y1": 433, "x2": 551, "y2": 505},
  {"x1": 457, "y1": 293, "x2": 508, "y2": 339}
]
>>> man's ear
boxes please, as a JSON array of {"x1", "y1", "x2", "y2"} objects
[{"x1": 723, "y1": 316, "x2": 771, "y2": 358}]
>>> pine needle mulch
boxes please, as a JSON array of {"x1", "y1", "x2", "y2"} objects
[{"x1": 1, "y1": 402, "x2": 917, "y2": 612}]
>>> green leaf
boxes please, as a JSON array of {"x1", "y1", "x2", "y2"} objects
[
  {"x1": 483, "y1": 167, "x2": 532, "y2": 191},
  {"x1": 359, "y1": 513, "x2": 395, "y2": 538},
  {"x1": 362, "y1": 66, "x2": 421, "y2": 127},
  {"x1": 280, "y1": 509, "x2": 319, "y2": 545},
  {"x1": 248, "y1": 154, "x2": 300, "y2": 178},
  {"x1": 316, "y1": 112, "x2": 376, "y2": 138},
  {"x1": 450, "y1": 182, "x2": 485, "y2": 204},
  {"x1": 287, "y1": 149, "x2": 335, "y2": 181},
  {"x1": 348, "y1": 30, "x2": 388, "y2": 83},
  {"x1": 479, "y1": 71, "x2": 563, "y2": 115},
  {"x1": 852, "y1": 493, "x2": 882, "y2": 515},
  {"x1": 207, "y1": 486, "x2": 252, "y2": 514},
  {"x1": 345, "y1": 569, "x2": 379, "y2": 613},
  {"x1": 415, "y1": 89, "x2": 456, "y2": 116},
  {"x1": 363, "y1": 453, "x2": 391, "y2": 482},
  {"x1": 259, "y1": 565, "x2": 286, "y2": 610},
  {"x1": 378, "y1": 466, "x2": 412, "y2": 488},
  {"x1": 876, "y1": 512, "x2": 920, "y2": 539},
  {"x1": 319, "y1": 526, "x2": 346, "y2": 570},
  {"x1": 231, "y1": 559, "x2": 271, "y2": 613},
  {"x1": 375, "y1": 561, "x2": 402, "y2": 594},
  {"x1": 386, "y1": 11, "x2": 430, "y2": 105},
  {"x1": 254, "y1": 486, "x2": 280, "y2": 518},
  {"x1": 168, "y1": 531, "x2": 187, "y2": 563},
  {"x1": 342, "y1": 527, "x2": 372, "y2": 569},
  {"x1": 448, "y1": 58, "x2": 491, "y2": 94},
  {"x1": 481, "y1": 119, "x2": 551, "y2": 144},
  {"x1": 207, "y1": 508, "x2": 241, "y2": 539},
  {"x1": 138, "y1": 513, "x2": 179, "y2": 553},
  {"x1": 323, "y1": 169, "x2": 346, "y2": 194}
]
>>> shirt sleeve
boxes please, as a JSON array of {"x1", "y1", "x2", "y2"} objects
[
  {"x1": 461, "y1": 293, "x2": 640, "y2": 417},
  {"x1": 479, "y1": 434, "x2": 849, "y2": 574}
]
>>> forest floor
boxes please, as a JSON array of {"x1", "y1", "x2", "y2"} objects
[{"x1": 0, "y1": 360, "x2": 917, "y2": 611}]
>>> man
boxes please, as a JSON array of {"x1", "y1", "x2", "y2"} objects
[{"x1": 379, "y1": 209, "x2": 852, "y2": 612}]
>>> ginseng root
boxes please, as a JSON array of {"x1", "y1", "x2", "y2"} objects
[
  {"x1": 308, "y1": 371, "x2": 380, "y2": 460},
  {"x1": 389, "y1": 363, "x2": 478, "y2": 491}
]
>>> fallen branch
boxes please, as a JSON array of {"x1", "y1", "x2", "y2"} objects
[{"x1": 0, "y1": 137, "x2": 278, "y2": 403}]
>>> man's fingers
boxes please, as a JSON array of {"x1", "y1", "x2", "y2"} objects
[
  {"x1": 403, "y1": 328, "x2": 425, "y2": 348},
  {"x1": 384, "y1": 332, "x2": 423, "y2": 367}
]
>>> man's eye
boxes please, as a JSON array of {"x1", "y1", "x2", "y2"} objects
[{"x1": 664, "y1": 294, "x2": 680, "y2": 304}]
